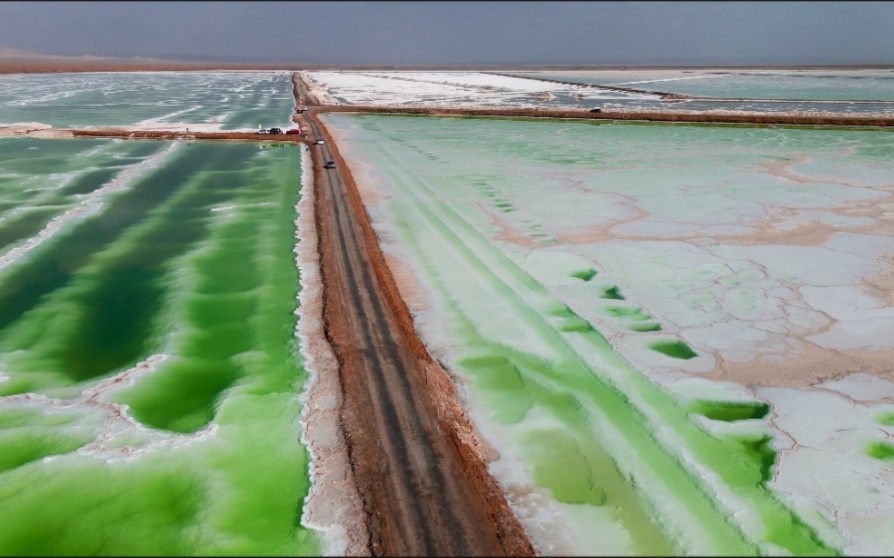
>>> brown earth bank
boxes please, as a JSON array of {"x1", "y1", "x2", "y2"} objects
[
  {"x1": 296, "y1": 89, "x2": 536, "y2": 555},
  {"x1": 310, "y1": 104, "x2": 894, "y2": 128}
]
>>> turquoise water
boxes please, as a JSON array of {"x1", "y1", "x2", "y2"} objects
[
  {"x1": 0, "y1": 138, "x2": 320, "y2": 555},
  {"x1": 0, "y1": 72, "x2": 295, "y2": 129}
]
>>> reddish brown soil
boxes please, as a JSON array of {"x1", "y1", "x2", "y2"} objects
[{"x1": 298, "y1": 87, "x2": 536, "y2": 556}]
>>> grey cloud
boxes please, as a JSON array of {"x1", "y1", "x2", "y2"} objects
[{"x1": 0, "y1": 1, "x2": 890, "y2": 65}]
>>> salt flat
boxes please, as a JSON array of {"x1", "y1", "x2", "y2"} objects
[
  {"x1": 305, "y1": 69, "x2": 894, "y2": 116},
  {"x1": 0, "y1": 71, "x2": 295, "y2": 131},
  {"x1": 322, "y1": 111, "x2": 894, "y2": 555}
]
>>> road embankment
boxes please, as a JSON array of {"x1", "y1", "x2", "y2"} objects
[
  {"x1": 302, "y1": 104, "x2": 536, "y2": 556},
  {"x1": 311, "y1": 104, "x2": 894, "y2": 127}
]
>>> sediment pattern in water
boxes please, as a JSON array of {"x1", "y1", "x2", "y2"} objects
[
  {"x1": 0, "y1": 138, "x2": 320, "y2": 555},
  {"x1": 0, "y1": 72, "x2": 295, "y2": 130},
  {"x1": 320, "y1": 113, "x2": 894, "y2": 555}
]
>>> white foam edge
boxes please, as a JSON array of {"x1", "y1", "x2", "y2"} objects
[{"x1": 293, "y1": 147, "x2": 360, "y2": 555}]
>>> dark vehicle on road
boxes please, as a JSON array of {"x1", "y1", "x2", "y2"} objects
[
  {"x1": 589, "y1": 108, "x2": 602, "y2": 113},
  {"x1": 323, "y1": 161, "x2": 336, "y2": 169},
  {"x1": 268, "y1": 127, "x2": 283, "y2": 135}
]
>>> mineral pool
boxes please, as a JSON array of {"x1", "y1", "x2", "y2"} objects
[
  {"x1": 0, "y1": 71, "x2": 296, "y2": 131},
  {"x1": 0, "y1": 137, "x2": 321, "y2": 555},
  {"x1": 322, "y1": 112, "x2": 894, "y2": 556}
]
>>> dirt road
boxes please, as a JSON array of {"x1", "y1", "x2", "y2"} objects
[{"x1": 301, "y1": 98, "x2": 534, "y2": 555}]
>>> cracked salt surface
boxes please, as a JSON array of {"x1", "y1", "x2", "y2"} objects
[
  {"x1": 323, "y1": 111, "x2": 894, "y2": 555},
  {"x1": 303, "y1": 70, "x2": 660, "y2": 109}
]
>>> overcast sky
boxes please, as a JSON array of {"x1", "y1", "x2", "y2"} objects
[{"x1": 0, "y1": 1, "x2": 891, "y2": 66}]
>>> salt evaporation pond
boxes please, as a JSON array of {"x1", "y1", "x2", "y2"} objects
[
  {"x1": 304, "y1": 69, "x2": 894, "y2": 116},
  {"x1": 0, "y1": 137, "x2": 321, "y2": 555},
  {"x1": 507, "y1": 69, "x2": 894, "y2": 101},
  {"x1": 302, "y1": 70, "x2": 662, "y2": 110},
  {"x1": 323, "y1": 113, "x2": 894, "y2": 556},
  {"x1": 506, "y1": 69, "x2": 894, "y2": 114},
  {"x1": 0, "y1": 71, "x2": 295, "y2": 131}
]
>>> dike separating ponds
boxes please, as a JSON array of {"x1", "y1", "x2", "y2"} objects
[
  {"x1": 308, "y1": 104, "x2": 894, "y2": 128},
  {"x1": 0, "y1": 69, "x2": 888, "y2": 554}
]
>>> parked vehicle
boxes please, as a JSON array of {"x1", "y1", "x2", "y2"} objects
[
  {"x1": 315, "y1": 139, "x2": 325, "y2": 145},
  {"x1": 295, "y1": 108, "x2": 308, "y2": 114},
  {"x1": 257, "y1": 129, "x2": 270, "y2": 135},
  {"x1": 589, "y1": 108, "x2": 602, "y2": 113},
  {"x1": 268, "y1": 127, "x2": 283, "y2": 135},
  {"x1": 285, "y1": 128, "x2": 302, "y2": 135},
  {"x1": 323, "y1": 161, "x2": 336, "y2": 169}
]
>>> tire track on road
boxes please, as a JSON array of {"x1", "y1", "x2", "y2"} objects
[{"x1": 302, "y1": 90, "x2": 535, "y2": 555}]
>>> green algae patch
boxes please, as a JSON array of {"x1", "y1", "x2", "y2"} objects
[
  {"x1": 689, "y1": 400, "x2": 771, "y2": 422},
  {"x1": 0, "y1": 207, "x2": 62, "y2": 252},
  {"x1": 570, "y1": 268, "x2": 598, "y2": 281},
  {"x1": 602, "y1": 305, "x2": 651, "y2": 320},
  {"x1": 524, "y1": 428, "x2": 607, "y2": 506},
  {"x1": 459, "y1": 355, "x2": 532, "y2": 424},
  {"x1": 721, "y1": 435, "x2": 777, "y2": 483},
  {"x1": 628, "y1": 322, "x2": 662, "y2": 332},
  {"x1": 560, "y1": 319, "x2": 596, "y2": 333},
  {"x1": 0, "y1": 145, "x2": 214, "y2": 358},
  {"x1": 0, "y1": 407, "x2": 96, "y2": 474},
  {"x1": 762, "y1": 515, "x2": 841, "y2": 557},
  {"x1": 0, "y1": 457, "x2": 207, "y2": 556},
  {"x1": 60, "y1": 167, "x2": 120, "y2": 196},
  {"x1": 0, "y1": 141, "x2": 321, "y2": 555},
  {"x1": 460, "y1": 347, "x2": 679, "y2": 556},
  {"x1": 649, "y1": 339, "x2": 698, "y2": 360},
  {"x1": 185, "y1": 293, "x2": 257, "y2": 328},
  {"x1": 874, "y1": 412, "x2": 894, "y2": 426},
  {"x1": 866, "y1": 441, "x2": 894, "y2": 460},
  {"x1": 601, "y1": 286, "x2": 625, "y2": 300},
  {"x1": 0, "y1": 435, "x2": 83, "y2": 474},
  {"x1": 546, "y1": 305, "x2": 597, "y2": 333},
  {"x1": 116, "y1": 358, "x2": 242, "y2": 433},
  {"x1": 0, "y1": 407, "x2": 79, "y2": 429}
]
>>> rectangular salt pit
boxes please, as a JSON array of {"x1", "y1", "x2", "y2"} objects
[
  {"x1": 322, "y1": 112, "x2": 894, "y2": 555},
  {"x1": 0, "y1": 138, "x2": 321, "y2": 555}
]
